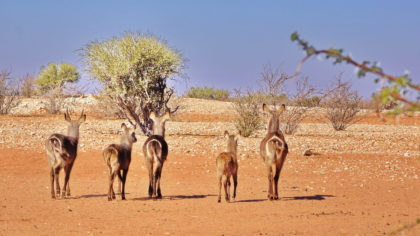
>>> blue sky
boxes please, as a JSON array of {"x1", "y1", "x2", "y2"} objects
[{"x1": 1, "y1": 0, "x2": 419, "y2": 98}]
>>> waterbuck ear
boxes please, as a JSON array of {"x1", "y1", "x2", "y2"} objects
[
  {"x1": 280, "y1": 104, "x2": 286, "y2": 111},
  {"x1": 224, "y1": 130, "x2": 229, "y2": 138},
  {"x1": 149, "y1": 112, "x2": 156, "y2": 120},
  {"x1": 262, "y1": 103, "x2": 271, "y2": 113},
  {"x1": 64, "y1": 109, "x2": 71, "y2": 122},
  {"x1": 77, "y1": 109, "x2": 86, "y2": 123},
  {"x1": 121, "y1": 123, "x2": 128, "y2": 130},
  {"x1": 234, "y1": 133, "x2": 240, "y2": 142},
  {"x1": 162, "y1": 111, "x2": 171, "y2": 121}
]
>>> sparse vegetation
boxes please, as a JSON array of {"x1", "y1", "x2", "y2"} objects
[
  {"x1": 232, "y1": 89, "x2": 263, "y2": 137},
  {"x1": 0, "y1": 71, "x2": 20, "y2": 114},
  {"x1": 19, "y1": 74, "x2": 36, "y2": 98},
  {"x1": 322, "y1": 77, "x2": 362, "y2": 131},
  {"x1": 185, "y1": 86, "x2": 229, "y2": 100}
]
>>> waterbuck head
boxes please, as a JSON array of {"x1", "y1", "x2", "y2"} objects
[
  {"x1": 224, "y1": 130, "x2": 239, "y2": 155},
  {"x1": 262, "y1": 104, "x2": 286, "y2": 134},
  {"x1": 120, "y1": 123, "x2": 137, "y2": 145},
  {"x1": 64, "y1": 109, "x2": 86, "y2": 138},
  {"x1": 149, "y1": 111, "x2": 171, "y2": 137}
]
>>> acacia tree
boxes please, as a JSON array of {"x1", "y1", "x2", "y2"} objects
[
  {"x1": 82, "y1": 33, "x2": 184, "y2": 136},
  {"x1": 36, "y1": 63, "x2": 80, "y2": 93}
]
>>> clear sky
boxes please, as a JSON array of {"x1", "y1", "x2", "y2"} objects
[{"x1": 1, "y1": 0, "x2": 419, "y2": 98}]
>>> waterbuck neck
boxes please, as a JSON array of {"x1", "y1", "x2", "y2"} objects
[
  {"x1": 152, "y1": 121, "x2": 166, "y2": 137},
  {"x1": 227, "y1": 139, "x2": 237, "y2": 156},
  {"x1": 120, "y1": 136, "x2": 134, "y2": 148},
  {"x1": 267, "y1": 114, "x2": 280, "y2": 134},
  {"x1": 67, "y1": 124, "x2": 80, "y2": 139}
]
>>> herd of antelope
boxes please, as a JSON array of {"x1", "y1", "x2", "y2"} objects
[{"x1": 45, "y1": 104, "x2": 288, "y2": 203}]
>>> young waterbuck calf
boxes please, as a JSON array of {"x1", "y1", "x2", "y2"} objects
[
  {"x1": 216, "y1": 131, "x2": 239, "y2": 203},
  {"x1": 103, "y1": 123, "x2": 137, "y2": 201},
  {"x1": 142, "y1": 112, "x2": 170, "y2": 199},
  {"x1": 45, "y1": 109, "x2": 86, "y2": 199},
  {"x1": 260, "y1": 104, "x2": 288, "y2": 200}
]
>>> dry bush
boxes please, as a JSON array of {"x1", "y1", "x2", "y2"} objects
[
  {"x1": 279, "y1": 77, "x2": 318, "y2": 134},
  {"x1": 260, "y1": 64, "x2": 289, "y2": 105},
  {"x1": 233, "y1": 89, "x2": 264, "y2": 137},
  {"x1": 0, "y1": 71, "x2": 20, "y2": 114},
  {"x1": 322, "y1": 77, "x2": 362, "y2": 131},
  {"x1": 20, "y1": 74, "x2": 36, "y2": 98},
  {"x1": 44, "y1": 85, "x2": 65, "y2": 114},
  {"x1": 92, "y1": 94, "x2": 125, "y2": 118}
]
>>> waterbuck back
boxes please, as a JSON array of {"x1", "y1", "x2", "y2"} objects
[
  {"x1": 103, "y1": 123, "x2": 137, "y2": 201},
  {"x1": 45, "y1": 109, "x2": 86, "y2": 199},
  {"x1": 216, "y1": 130, "x2": 239, "y2": 203},
  {"x1": 142, "y1": 111, "x2": 170, "y2": 199},
  {"x1": 259, "y1": 104, "x2": 288, "y2": 200}
]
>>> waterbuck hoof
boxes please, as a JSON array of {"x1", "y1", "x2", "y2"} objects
[
  {"x1": 217, "y1": 199, "x2": 221, "y2": 203},
  {"x1": 121, "y1": 197, "x2": 126, "y2": 200},
  {"x1": 108, "y1": 198, "x2": 112, "y2": 201}
]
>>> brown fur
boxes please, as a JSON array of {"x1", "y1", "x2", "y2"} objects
[
  {"x1": 45, "y1": 109, "x2": 86, "y2": 199},
  {"x1": 103, "y1": 123, "x2": 137, "y2": 201},
  {"x1": 142, "y1": 112, "x2": 170, "y2": 199},
  {"x1": 259, "y1": 104, "x2": 288, "y2": 200},
  {"x1": 216, "y1": 130, "x2": 239, "y2": 203}
]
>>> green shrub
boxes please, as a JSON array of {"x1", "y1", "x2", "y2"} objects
[{"x1": 185, "y1": 86, "x2": 229, "y2": 100}]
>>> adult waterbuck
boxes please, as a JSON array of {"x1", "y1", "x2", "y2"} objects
[
  {"x1": 45, "y1": 109, "x2": 86, "y2": 199},
  {"x1": 142, "y1": 111, "x2": 170, "y2": 199},
  {"x1": 216, "y1": 130, "x2": 239, "y2": 203},
  {"x1": 103, "y1": 123, "x2": 137, "y2": 201},
  {"x1": 260, "y1": 104, "x2": 288, "y2": 200}
]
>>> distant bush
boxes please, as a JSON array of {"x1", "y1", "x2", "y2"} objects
[
  {"x1": 185, "y1": 86, "x2": 229, "y2": 100},
  {"x1": 322, "y1": 78, "x2": 362, "y2": 131},
  {"x1": 233, "y1": 89, "x2": 264, "y2": 137},
  {"x1": 0, "y1": 71, "x2": 20, "y2": 114}
]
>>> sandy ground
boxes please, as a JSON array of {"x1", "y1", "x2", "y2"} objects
[{"x1": 0, "y1": 100, "x2": 419, "y2": 235}]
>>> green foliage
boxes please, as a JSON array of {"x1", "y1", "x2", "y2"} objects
[
  {"x1": 185, "y1": 86, "x2": 229, "y2": 100},
  {"x1": 298, "y1": 96, "x2": 320, "y2": 107},
  {"x1": 82, "y1": 33, "x2": 182, "y2": 96},
  {"x1": 291, "y1": 32, "x2": 420, "y2": 113},
  {"x1": 82, "y1": 32, "x2": 184, "y2": 135},
  {"x1": 36, "y1": 63, "x2": 80, "y2": 93}
]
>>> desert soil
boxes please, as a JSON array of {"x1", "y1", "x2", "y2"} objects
[{"x1": 0, "y1": 98, "x2": 419, "y2": 235}]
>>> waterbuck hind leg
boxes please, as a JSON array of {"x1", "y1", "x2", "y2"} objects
[
  {"x1": 273, "y1": 167, "x2": 281, "y2": 200},
  {"x1": 223, "y1": 178, "x2": 229, "y2": 202},
  {"x1": 54, "y1": 167, "x2": 61, "y2": 198},
  {"x1": 232, "y1": 173, "x2": 238, "y2": 201},
  {"x1": 62, "y1": 164, "x2": 73, "y2": 198},
  {"x1": 217, "y1": 173, "x2": 222, "y2": 203},
  {"x1": 266, "y1": 165, "x2": 273, "y2": 200},
  {"x1": 117, "y1": 170, "x2": 122, "y2": 194},
  {"x1": 108, "y1": 171, "x2": 116, "y2": 201},
  {"x1": 120, "y1": 169, "x2": 128, "y2": 200},
  {"x1": 50, "y1": 168, "x2": 55, "y2": 199},
  {"x1": 156, "y1": 169, "x2": 163, "y2": 199}
]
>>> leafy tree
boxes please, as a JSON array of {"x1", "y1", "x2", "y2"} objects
[
  {"x1": 290, "y1": 32, "x2": 420, "y2": 113},
  {"x1": 36, "y1": 63, "x2": 80, "y2": 93},
  {"x1": 82, "y1": 32, "x2": 184, "y2": 136}
]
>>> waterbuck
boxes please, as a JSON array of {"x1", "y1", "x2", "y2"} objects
[
  {"x1": 216, "y1": 130, "x2": 239, "y2": 203},
  {"x1": 260, "y1": 104, "x2": 288, "y2": 200},
  {"x1": 45, "y1": 109, "x2": 86, "y2": 199},
  {"x1": 142, "y1": 111, "x2": 170, "y2": 199},
  {"x1": 103, "y1": 123, "x2": 137, "y2": 201}
]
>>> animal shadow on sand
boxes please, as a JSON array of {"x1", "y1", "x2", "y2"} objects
[
  {"x1": 132, "y1": 194, "x2": 216, "y2": 201},
  {"x1": 282, "y1": 194, "x2": 335, "y2": 201},
  {"x1": 75, "y1": 193, "x2": 129, "y2": 199}
]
